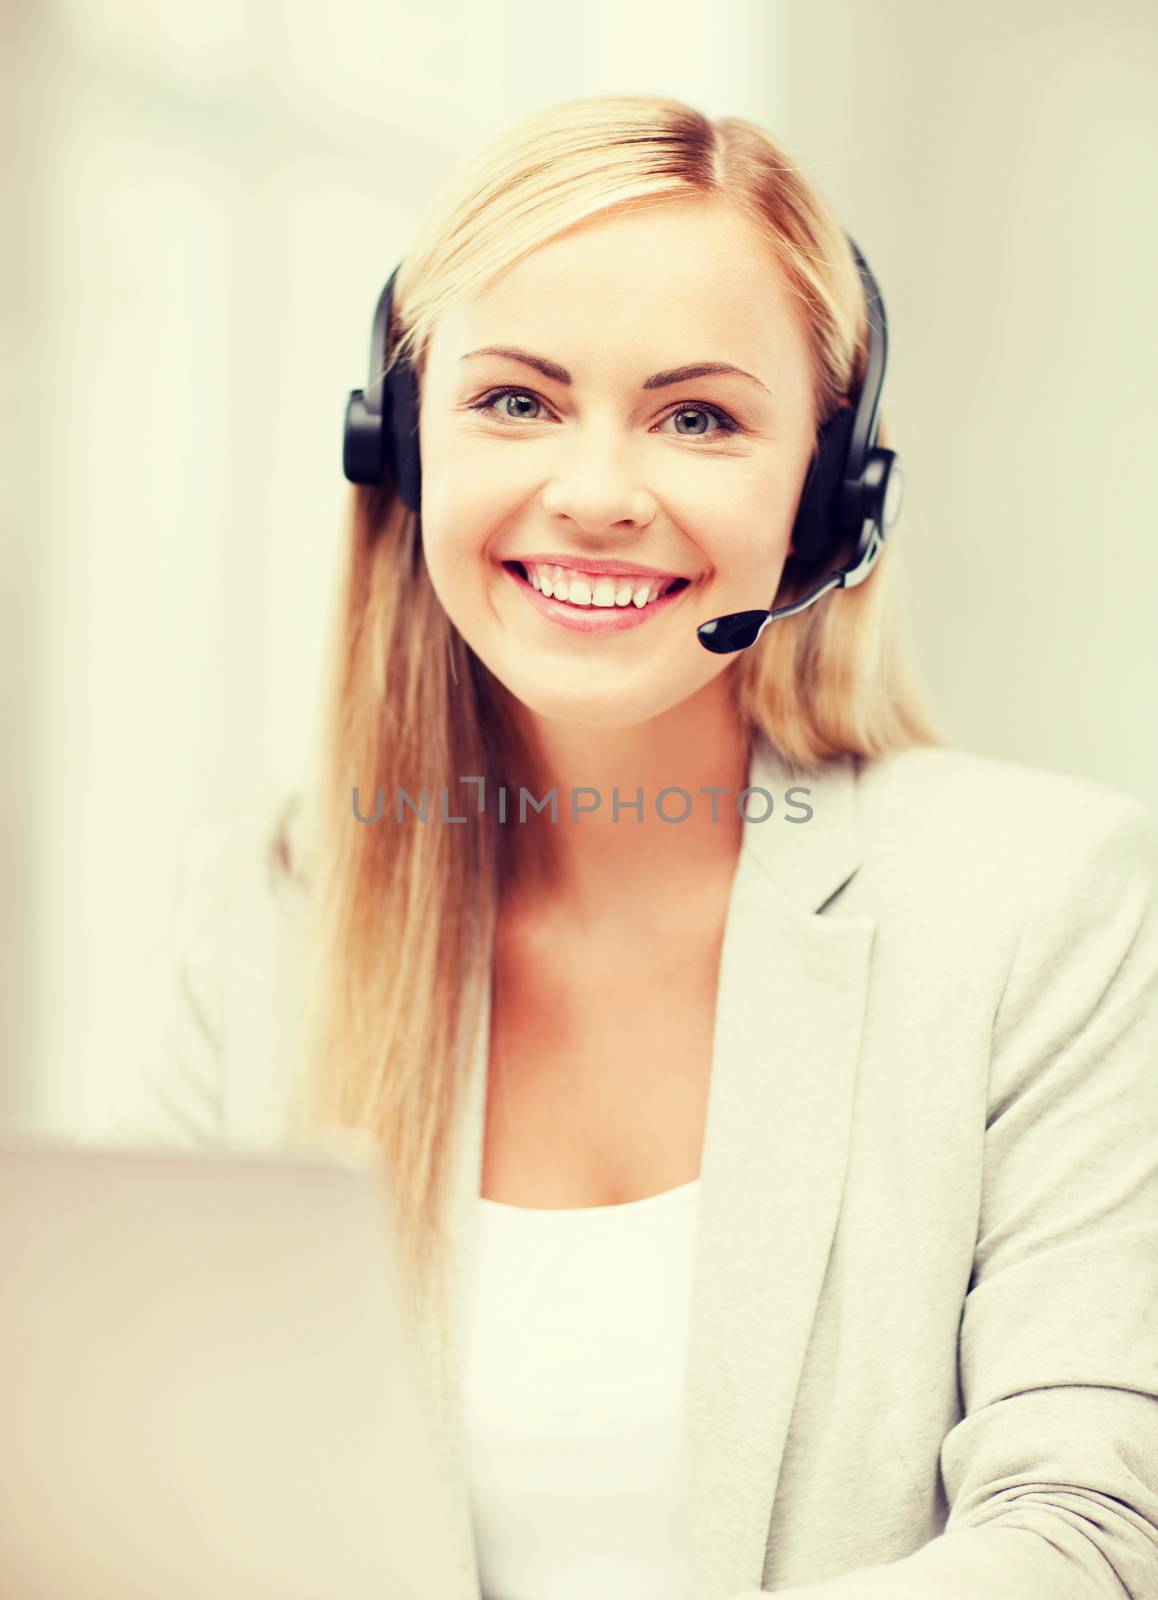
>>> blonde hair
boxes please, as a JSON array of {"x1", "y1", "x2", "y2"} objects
[{"x1": 278, "y1": 93, "x2": 944, "y2": 1332}]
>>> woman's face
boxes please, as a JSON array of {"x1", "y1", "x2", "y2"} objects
[{"x1": 417, "y1": 198, "x2": 818, "y2": 730}]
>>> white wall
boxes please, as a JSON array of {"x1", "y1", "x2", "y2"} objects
[
  {"x1": 4, "y1": 0, "x2": 1155, "y2": 1132},
  {"x1": 775, "y1": 0, "x2": 1158, "y2": 800}
]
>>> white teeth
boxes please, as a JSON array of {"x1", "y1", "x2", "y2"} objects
[{"x1": 525, "y1": 562, "x2": 673, "y2": 608}]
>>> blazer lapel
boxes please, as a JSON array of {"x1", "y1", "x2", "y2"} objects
[
  {"x1": 416, "y1": 736, "x2": 876, "y2": 1600},
  {"x1": 685, "y1": 738, "x2": 875, "y2": 1600}
]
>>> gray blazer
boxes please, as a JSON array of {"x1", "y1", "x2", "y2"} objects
[{"x1": 87, "y1": 736, "x2": 1158, "y2": 1598}]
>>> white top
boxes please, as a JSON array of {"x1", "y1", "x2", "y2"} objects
[{"x1": 462, "y1": 1179, "x2": 703, "y2": 1600}]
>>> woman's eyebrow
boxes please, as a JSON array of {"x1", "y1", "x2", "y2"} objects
[{"x1": 458, "y1": 346, "x2": 770, "y2": 395}]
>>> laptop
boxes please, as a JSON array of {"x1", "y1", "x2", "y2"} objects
[{"x1": 0, "y1": 1129, "x2": 464, "y2": 1600}]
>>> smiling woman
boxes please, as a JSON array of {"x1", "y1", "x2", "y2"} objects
[
  {"x1": 298, "y1": 105, "x2": 942, "y2": 1282},
  {"x1": 95, "y1": 90, "x2": 1158, "y2": 1600}
]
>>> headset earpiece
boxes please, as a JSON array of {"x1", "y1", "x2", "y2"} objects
[
  {"x1": 788, "y1": 237, "x2": 901, "y2": 572},
  {"x1": 342, "y1": 267, "x2": 422, "y2": 511},
  {"x1": 697, "y1": 236, "x2": 904, "y2": 651},
  {"x1": 790, "y1": 405, "x2": 857, "y2": 568}
]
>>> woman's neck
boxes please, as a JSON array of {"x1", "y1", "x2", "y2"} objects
[{"x1": 497, "y1": 678, "x2": 753, "y2": 932}]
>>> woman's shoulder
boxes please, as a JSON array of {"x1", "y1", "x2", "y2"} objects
[
  {"x1": 850, "y1": 741, "x2": 1156, "y2": 920},
  {"x1": 858, "y1": 740, "x2": 1149, "y2": 824},
  {"x1": 183, "y1": 790, "x2": 309, "y2": 922},
  {"x1": 162, "y1": 789, "x2": 312, "y2": 1031},
  {"x1": 857, "y1": 740, "x2": 1153, "y2": 847},
  {"x1": 81, "y1": 792, "x2": 308, "y2": 1151}
]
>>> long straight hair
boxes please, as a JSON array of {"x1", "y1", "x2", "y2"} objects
[{"x1": 277, "y1": 93, "x2": 945, "y2": 1334}]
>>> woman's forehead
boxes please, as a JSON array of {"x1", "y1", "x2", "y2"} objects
[{"x1": 424, "y1": 205, "x2": 806, "y2": 386}]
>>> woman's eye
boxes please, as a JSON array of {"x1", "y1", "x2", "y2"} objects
[
  {"x1": 467, "y1": 389, "x2": 740, "y2": 441},
  {"x1": 470, "y1": 388, "x2": 551, "y2": 423},
  {"x1": 656, "y1": 404, "x2": 740, "y2": 441}
]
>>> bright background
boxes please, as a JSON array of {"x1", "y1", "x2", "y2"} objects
[{"x1": 4, "y1": 0, "x2": 1156, "y2": 1130}]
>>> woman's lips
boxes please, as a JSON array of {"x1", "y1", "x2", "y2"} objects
[{"x1": 501, "y1": 561, "x2": 692, "y2": 634}]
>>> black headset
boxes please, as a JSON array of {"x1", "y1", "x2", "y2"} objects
[{"x1": 342, "y1": 234, "x2": 903, "y2": 655}]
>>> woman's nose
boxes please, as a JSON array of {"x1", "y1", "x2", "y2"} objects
[{"x1": 539, "y1": 426, "x2": 657, "y2": 532}]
